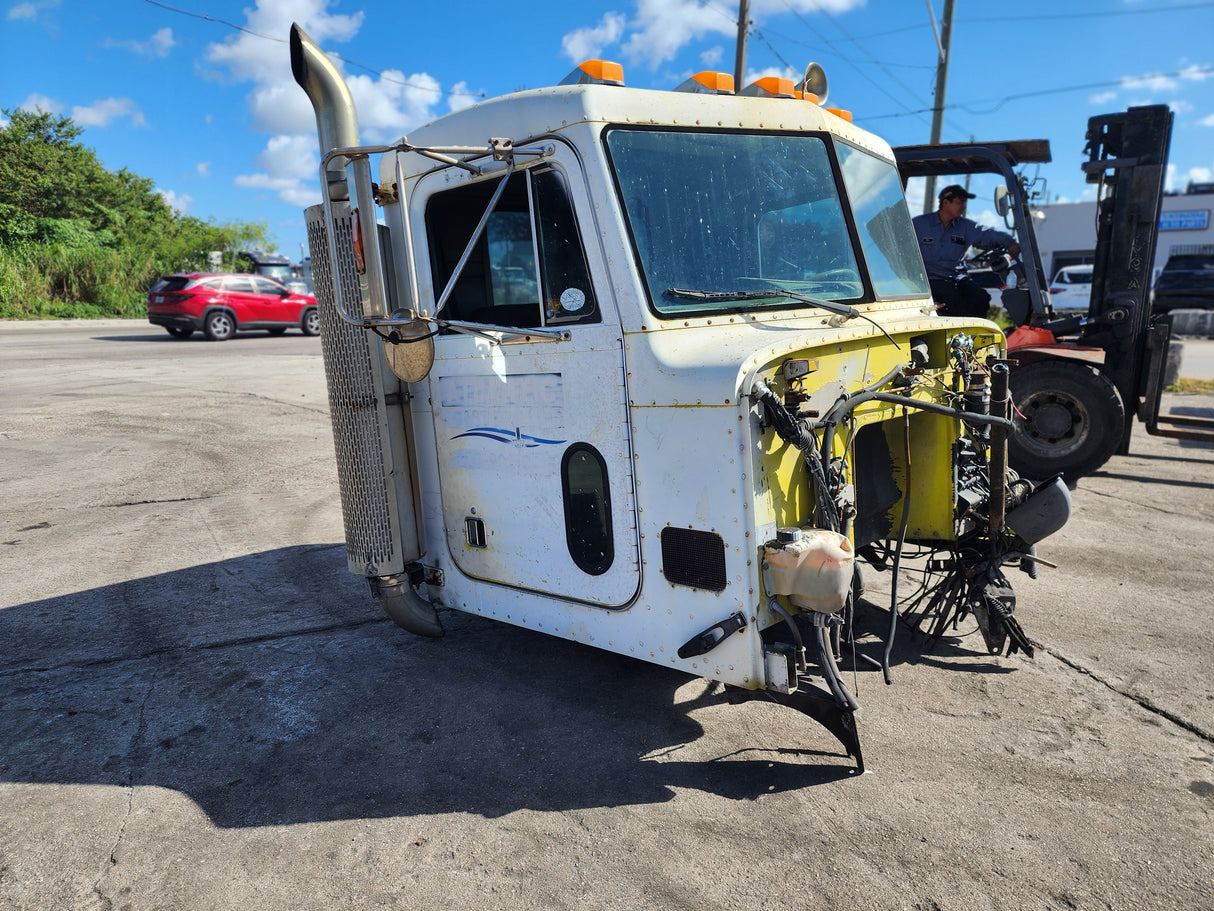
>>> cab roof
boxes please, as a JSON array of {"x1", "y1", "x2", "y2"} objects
[{"x1": 400, "y1": 80, "x2": 893, "y2": 164}]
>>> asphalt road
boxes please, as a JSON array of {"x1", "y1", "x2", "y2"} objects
[{"x1": 2, "y1": 320, "x2": 1212, "y2": 911}]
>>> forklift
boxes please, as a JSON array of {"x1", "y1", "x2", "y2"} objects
[{"x1": 897, "y1": 105, "x2": 1214, "y2": 480}]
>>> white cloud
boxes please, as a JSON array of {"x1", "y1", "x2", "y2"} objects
[
  {"x1": 235, "y1": 170, "x2": 320, "y2": 208},
  {"x1": 197, "y1": 161, "x2": 211, "y2": 177},
  {"x1": 603, "y1": 0, "x2": 863, "y2": 70},
  {"x1": 447, "y1": 81, "x2": 477, "y2": 115},
  {"x1": 620, "y1": 0, "x2": 736, "y2": 68},
  {"x1": 245, "y1": 80, "x2": 320, "y2": 136},
  {"x1": 1179, "y1": 63, "x2": 1213, "y2": 82},
  {"x1": 744, "y1": 64, "x2": 795, "y2": 85},
  {"x1": 1122, "y1": 72, "x2": 1178, "y2": 93},
  {"x1": 8, "y1": 0, "x2": 57, "y2": 21},
  {"x1": 106, "y1": 27, "x2": 175, "y2": 58},
  {"x1": 235, "y1": 135, "x2": 324, "y2": 208},
  {"x1": 561, "y1": 11, "x2": 627, "y2": 64},
  {"x1": 1200, "y1": 113, "x2": 1214, "y2": 127},
  {"x1": 254, "y1": 134, "x2": 319, "y2": 182},
  {"x1": 203, "y1": 0, "x2": 462, "y2": 208},
  {"x1": 348, "y1": 69, "x2": 447, "y2": 143},
  {"x1": 699, "y1": 46, "x2": 724, "y2": 68},
  {"x1": 20, "y1": 92, "x2": 61, "y2": 114},
  {"x1": 902, "y1": 178, "x2": 927, "y2": 215},
  {"x1": 157, "y1": 188, "x2": 192, "y2": 213},
  {"x1": 1089, "y1": 91, "x2": 1117, "y2": 105},
  {"x1": 1169, "y1": 99, "x2": 1194, "y2": 114},
  {"x1": 70, "y1": 97, "x2": 147, "y2": 129},
  {"x1": 205, "y1": 0, "x2": 363, "y2": 85}
]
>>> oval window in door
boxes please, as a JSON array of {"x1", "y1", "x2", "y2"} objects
[{"x1": 561, "y1": 443, "x2": 613, "y2": 575}]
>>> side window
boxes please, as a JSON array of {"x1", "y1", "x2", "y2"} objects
[
  {"x1": 252, "y1": 277, "x2": 286, "y2": 295},
  {"x1": 486, "y1": 211, "x2": 539, "y2": 309},
  {"x1": 426, "y1": 166, "x2": 599, "y2": 329},
  {"x1": 225, "y1": 276, "x2": 255, "y2": 294},
  {"x1": 426, "y1": 173, "x2": 540, "y2": 328},
  {"x1": 561, "y1": 444, "x2": 613, "y2": 575}
]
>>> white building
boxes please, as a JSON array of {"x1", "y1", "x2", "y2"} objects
[{"x1": 1032, "y1": 184, "x2": 1214, "y2": 283}]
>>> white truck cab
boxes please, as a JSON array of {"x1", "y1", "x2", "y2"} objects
[{"x1": 290, "y1": 25, "x2": 1070, "y2": 771}]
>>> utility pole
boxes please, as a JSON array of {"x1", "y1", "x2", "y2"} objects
[
  {"x1": 923, "y1": 0, "x2": 955, "y2": 213},
  {"x1": 734, "y1": 0, "x2": 750, "y2": 90}
]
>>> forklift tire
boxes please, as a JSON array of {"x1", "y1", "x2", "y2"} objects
[{"x1": 1008, "y1": 360, "x2": 1125, "y2": 481}]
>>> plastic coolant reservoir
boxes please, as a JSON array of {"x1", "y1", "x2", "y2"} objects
[{"x1": 762, "y1": 527, "x2": 855, "y2": 614}]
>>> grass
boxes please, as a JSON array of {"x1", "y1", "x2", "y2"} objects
[
  {"x1": 1170, "y1": 377, "x2": 1214, "y2": 395},
  {"x1": 0, "y1": 241, "x2": 158, "y2": 320}
]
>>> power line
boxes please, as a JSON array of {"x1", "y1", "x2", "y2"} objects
[
  {"x1": 141, "y1": 0, "x2": 484, "y2": 99},
  {"x1": 844, "y1": 1, "x2": 1214, "y2": 42},
  {"x1": 750, "y1": 28, "x2": 798, "y2": 73},
  {"x1": 800, "y1": 0, "x2": 934, "y2": 107},
  {"x1": 769, "y1": 0, "x2": 932, "y2": 123},
  {"x1": 760, "y1": 25, "x2": 935, "y2": 69},
  {"x1": 961, "y1": 1, "x2": 1214, "y2": 23},
  {"x1": 863, "y1": 64, "x2": 1214, "y2": 122}
]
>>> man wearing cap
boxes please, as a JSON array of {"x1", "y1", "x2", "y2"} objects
[{"x1": 912, "y1": 184, "x2": 1020, "y2": 318}]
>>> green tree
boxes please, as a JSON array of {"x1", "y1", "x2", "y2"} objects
[{"x1": 0, "y1": 107, "x2": 277, "y2": 318}]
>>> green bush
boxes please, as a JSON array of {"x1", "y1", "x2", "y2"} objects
[{"x1": 0, "y1": 107, "x2": 274, "y2": 320}]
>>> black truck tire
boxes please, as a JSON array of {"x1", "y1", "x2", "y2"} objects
[{"x1": 1008, "y1": 359, "x2": 1125, "y2": 481}]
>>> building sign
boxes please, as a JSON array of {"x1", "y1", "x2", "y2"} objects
[{"x1": 1159, "y1": 210, "x2": 1210, "y2": 231}]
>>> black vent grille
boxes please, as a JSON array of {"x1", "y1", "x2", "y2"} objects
[{"x1": 660, "y1": 528, "x2": 727, "y2": 592}]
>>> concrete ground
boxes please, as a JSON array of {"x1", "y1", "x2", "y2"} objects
[{"x1": 2, "y1": 320, "x2": 1212, "y2": 911}]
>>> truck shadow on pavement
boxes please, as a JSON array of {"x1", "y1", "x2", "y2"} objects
[{"x1": 1, "y1": 545, "x2": 875, "y2": 828}]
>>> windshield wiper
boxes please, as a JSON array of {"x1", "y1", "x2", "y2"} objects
[
  {"x1": 665, "y1": 287, "x2": 901, "y2": 350},
  {"x1": 666, "y1": 287, "x2": 860, "y2": 319}
]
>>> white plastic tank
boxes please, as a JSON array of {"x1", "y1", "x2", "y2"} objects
[{"x1": 762, "y1": 527, "x2": 855, "y2": 614}]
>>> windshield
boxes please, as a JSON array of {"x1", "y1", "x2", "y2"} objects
[
  {"x1": 834, "y1": 141, "x2": 929, "y2": 299},
  {"x1": 255, "y1": 264, "x2": 294, "y2": 281},
  {"x1": 606, "y1": 128, "x2": 928, "y2": 316}
]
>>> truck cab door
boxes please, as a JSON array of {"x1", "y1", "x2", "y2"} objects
[{"x1": 412, "y1": 148, "x2": 640, "y2": 608}]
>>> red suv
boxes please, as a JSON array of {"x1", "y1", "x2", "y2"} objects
[{"x1": 147, "y1": 273, "x2": 320, "y2": 341}]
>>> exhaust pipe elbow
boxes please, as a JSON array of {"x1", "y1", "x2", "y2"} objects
[
  {"x1": 369, "y1": 574, "x2": 444, "y2": 638},
  {"x1": 290, "y1": 22, "x2": 359, "y2": 199}
]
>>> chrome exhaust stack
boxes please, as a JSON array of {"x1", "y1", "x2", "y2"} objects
[
  {"x1": 290, "y1": 23, "x2": 357, "y2": 201},
  {"x1": 290, "y1": 22, "x2": 442, "y2": 638}
]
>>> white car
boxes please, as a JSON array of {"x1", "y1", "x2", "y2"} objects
[{"x1": 1049, "y1": 264, "x2": 1093, "y2": 313}]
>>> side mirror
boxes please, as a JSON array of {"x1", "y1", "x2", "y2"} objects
[{"x1": 994, "y1": 185, "x2": 1010, "y2": 218}]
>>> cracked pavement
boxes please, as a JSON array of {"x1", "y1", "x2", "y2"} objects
[{"x1": 1, "y1": 320, "x2": 1211, "y2": 911}]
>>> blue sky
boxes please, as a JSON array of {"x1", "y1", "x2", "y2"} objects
[{"x1": 5, "y1": 0, "x2": 1214, "y2": 262}]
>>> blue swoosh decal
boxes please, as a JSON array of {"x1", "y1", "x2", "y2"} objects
[{"x1": 451, "y1": 426, "x2": 567, "y2": 447}]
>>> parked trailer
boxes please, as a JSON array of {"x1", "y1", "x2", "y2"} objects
[{"x1": 290, "y1": 25, "x2": 1070, "y2": 769}]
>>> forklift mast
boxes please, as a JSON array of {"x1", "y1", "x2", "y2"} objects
[{"x1": 1079, "y1": 105, "x2": 1173, "y2": 440}]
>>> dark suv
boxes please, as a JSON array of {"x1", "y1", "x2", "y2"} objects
[
  {"x1": 147, "y1": 273, "x2": 320, "y2": 340},
  {"x1": 1152, "y1": 253, "x2": 1214, "y2": 311}
]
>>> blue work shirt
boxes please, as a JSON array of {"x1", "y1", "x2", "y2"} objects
[{"x1": 912, "y1": 212, "x2": 1014, "y2": 281}]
